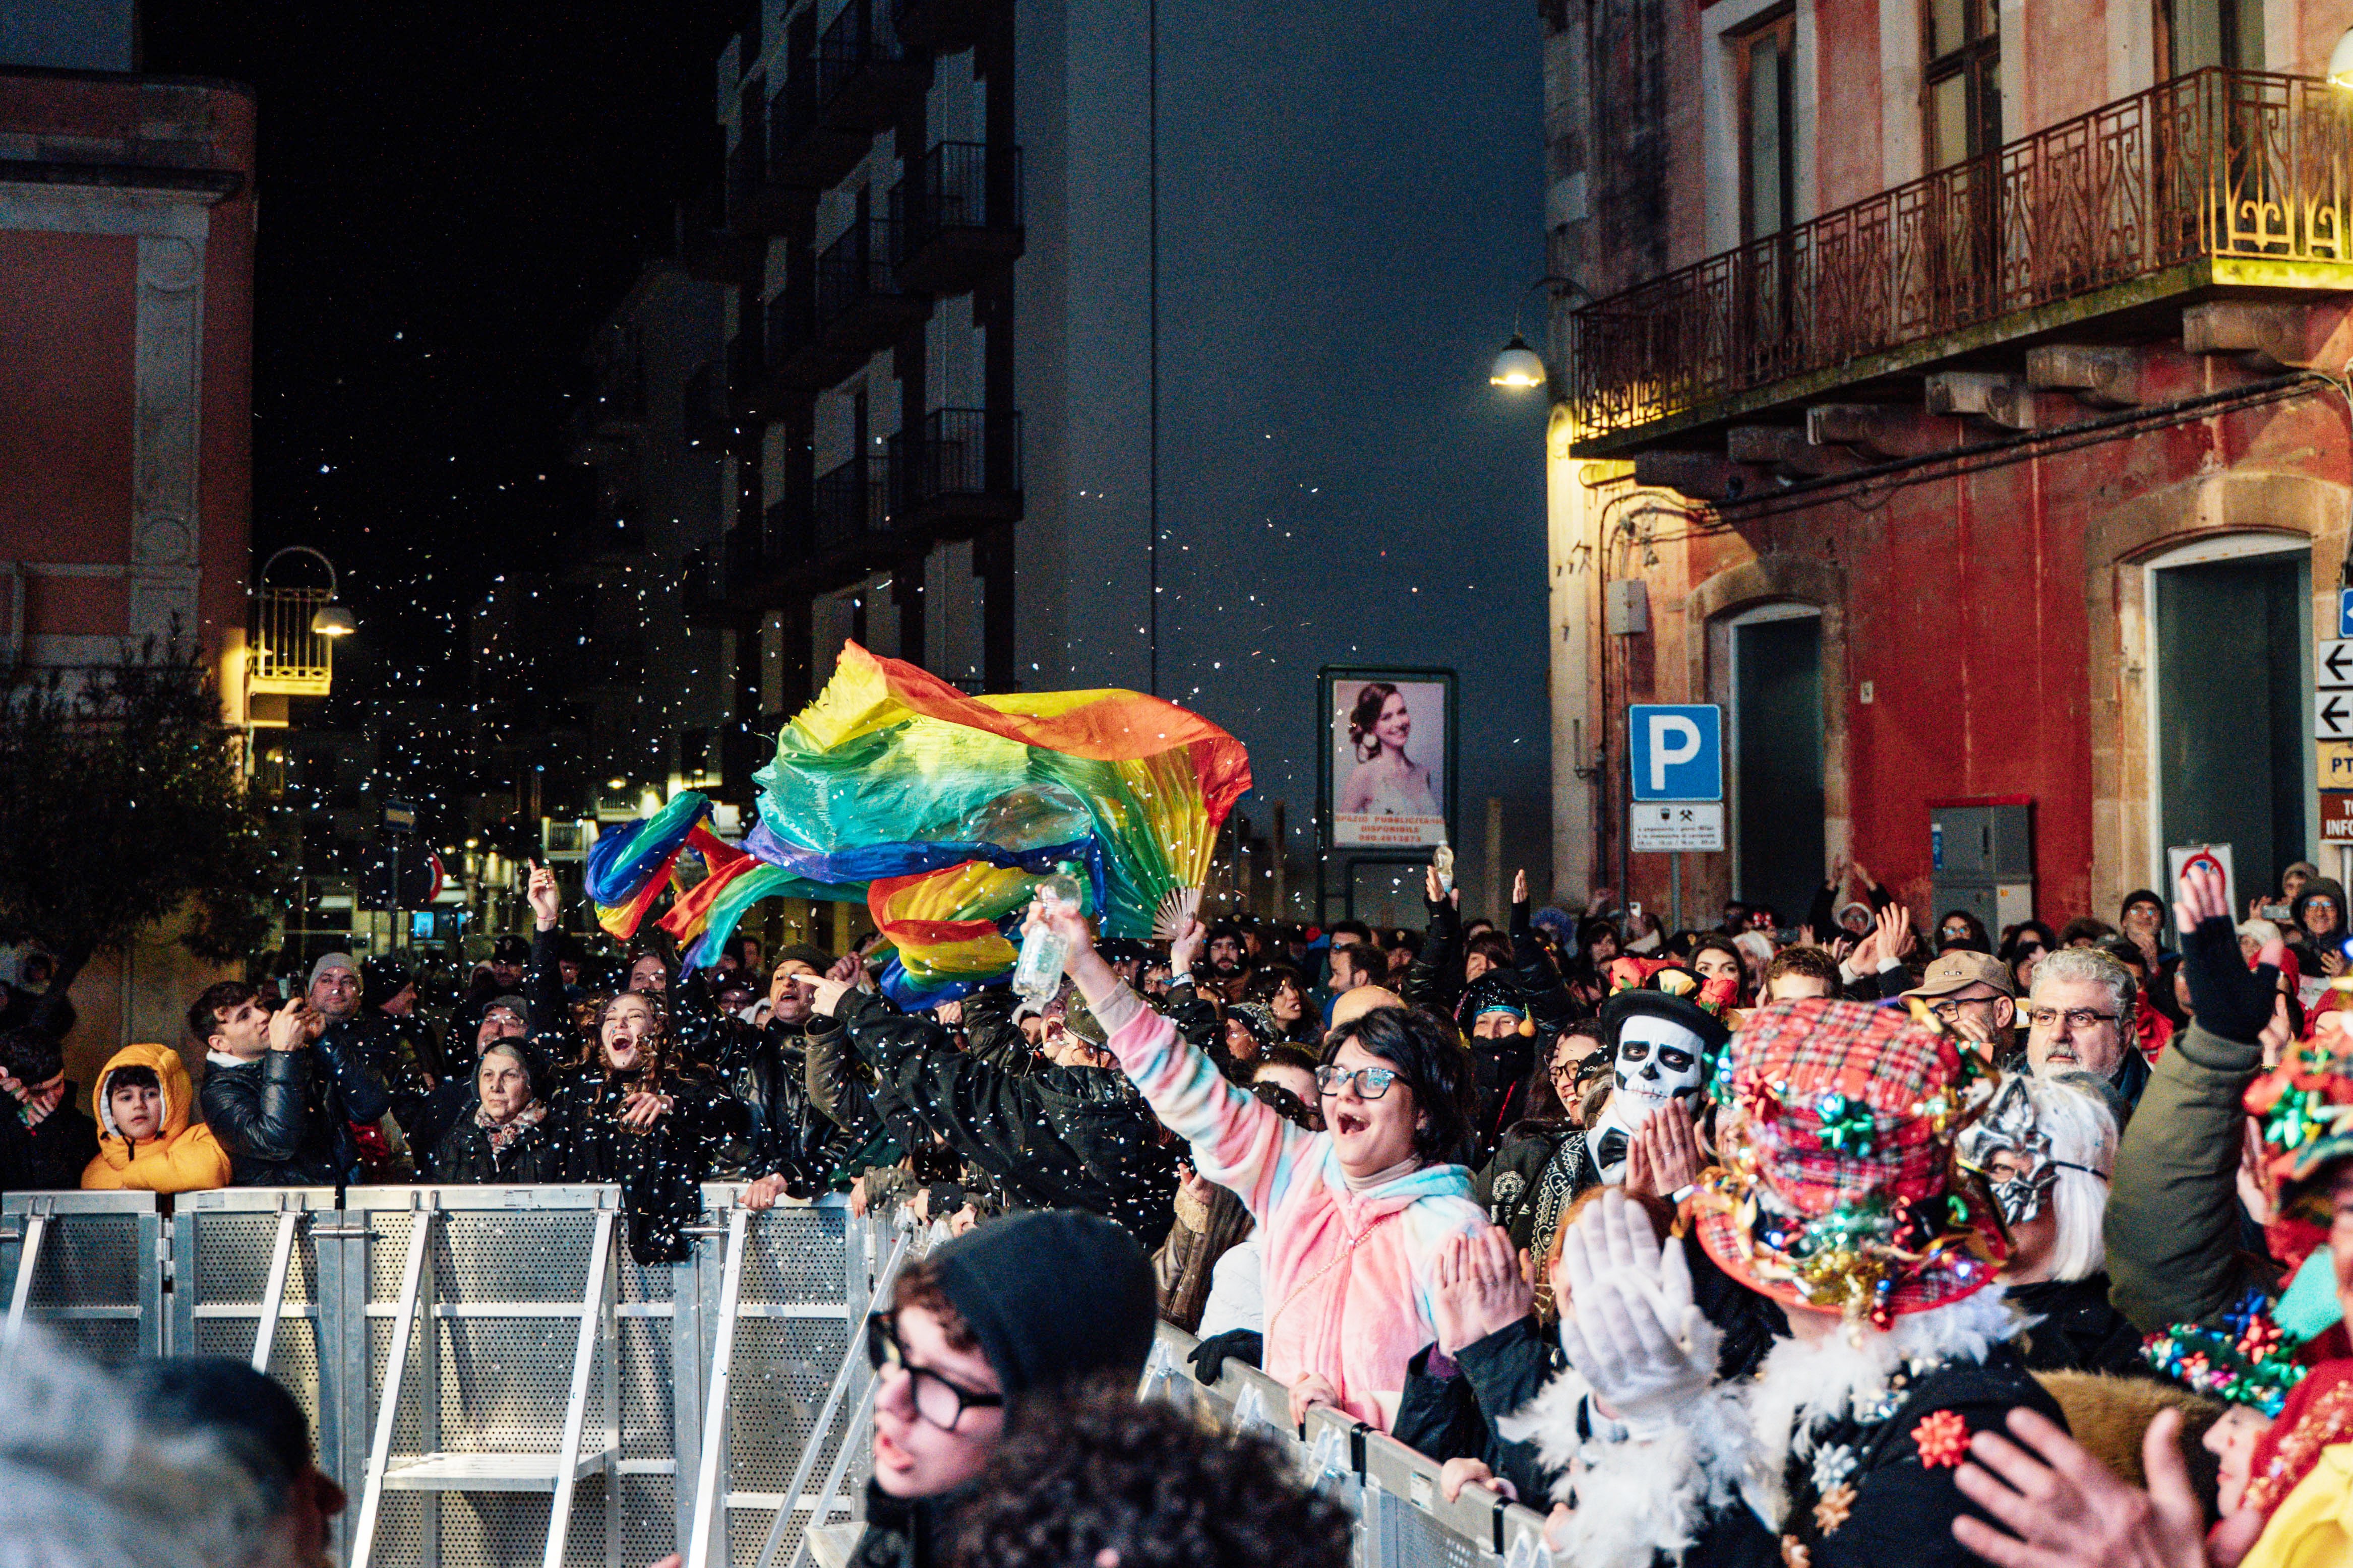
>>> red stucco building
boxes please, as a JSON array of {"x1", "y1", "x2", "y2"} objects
[
  {"x1": 1538, "y1": 0, "x2": 2353, "y2": 934},
  {"x1": 0, "y1": 56, "x2": 257, "y2": 1069}
]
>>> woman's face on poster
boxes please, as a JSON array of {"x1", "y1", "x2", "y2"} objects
[{"x1": 1377, "y1": 691, "x2": 1411, "y2": 750}]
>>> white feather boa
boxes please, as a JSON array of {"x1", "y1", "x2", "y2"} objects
[{"x1": 1494, "y1": 1287, "x2": 2025, "y2": 1567}]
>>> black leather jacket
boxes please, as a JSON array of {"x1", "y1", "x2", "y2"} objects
[{"x1": 198, "y1": 1030, "x2": 391, "y2": 1187}]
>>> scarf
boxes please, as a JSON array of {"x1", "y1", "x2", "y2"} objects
[{"x1": 475, "y1": 1098, "x2": 547, "y2": 1152}]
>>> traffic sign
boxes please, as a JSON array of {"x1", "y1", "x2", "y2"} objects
[
  {"x1": 2320, "y1": 692, "x2": 2353, "y2": 740},
  {"x1": 2339, "y1": 589, "x2": 2353, "y2": 639},
  {"x1": 2322, "y1": 641, "x2": 2353, "y2": 688},
  {"x1": 1631, "y1": 802, "x2": 1725, "y2": 852},
  {"x1": 2324, "y1": 741, "x2": 2353, "y2": 789},
  {"x1": 1628, "y1": 704, "x2": 1723, "y2": 801},
  {"x1": 2327, "y1": 793, "x2": 2353, "y2": 844}
]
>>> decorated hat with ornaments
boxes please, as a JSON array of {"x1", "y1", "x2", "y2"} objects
[
  {"x1": 1693, "y1": 996, "x2": 2005, "y2": 1328},
  {"x1": 2244, "y1": 1040, "x2": 2353, "y2": 1275}
]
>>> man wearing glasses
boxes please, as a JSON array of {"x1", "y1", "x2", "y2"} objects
[
  {"x1": 2022, "y1": 946, "x2": 2148, "y2": 1107},
  {"x1": 856, "y1": 1209, "x2": 1156, "y2": 1568},
  {"x1": 1900, "y1": 950, "x2": 2018, "y2": 1063}
]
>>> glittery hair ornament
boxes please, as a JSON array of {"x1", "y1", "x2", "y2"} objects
[
  {"x1": 2141, "y1": 1289, "x2": 2312, "y2": 1418},
  {"x1": 2244, "y1": 1041, "x2": 2353, "y2": 1275},
  {"x1": 1693, "y1": 997, "x2": 2004, "y2": 1329}
]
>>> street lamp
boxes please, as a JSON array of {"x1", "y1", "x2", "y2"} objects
[{"x1": 1488, "y1": 275, "x2": 1594, "y2": 395}]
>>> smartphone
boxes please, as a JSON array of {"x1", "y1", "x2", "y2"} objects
[{"x1": 2262, "y1": 902, "x2": 2292, "y2": 921}]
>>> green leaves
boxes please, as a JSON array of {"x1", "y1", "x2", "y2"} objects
[{"x1": 0, "y1": 641, "x2": 292, "y2": 969}]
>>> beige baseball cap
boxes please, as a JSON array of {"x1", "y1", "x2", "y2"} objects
[{"x1": 1901, "y1": 949, "x2": 2016, "y2": 1000}]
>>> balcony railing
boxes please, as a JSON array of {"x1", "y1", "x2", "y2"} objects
[
  {"x1": 891, "y1": 142, "x2": 1025, "y2": 293},
  {"x1": 1570, "y1": 68, "x2": 2353, "y2": 447},
  {"x1": 814, "y1": 453, "x2": 897, "y2": 553},
  {"x1": 889, "y1": 407, "x2": 1023, "y2": 526},
  {"x1": 248, "y1": 588, "x2": 335, "y2": 698},
  {"x1": 816, "y1": 0, "x2": 920, "y2": 133},
  {"x1": 817, "y1": 215, "x2": 928, "y2": 351}
]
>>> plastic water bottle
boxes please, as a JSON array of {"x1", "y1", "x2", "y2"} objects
[{"x1": 1012, "y1": 872, "x2": 1083, "y2": 1003}]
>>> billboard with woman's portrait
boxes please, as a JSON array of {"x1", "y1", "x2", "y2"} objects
[{"x1": 1321, "y1": 669, "x2": 1454, "y2": 849}]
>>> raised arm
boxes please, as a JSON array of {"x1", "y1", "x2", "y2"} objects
[
  {"x1": 1039, "y1": 904, "x2": 1317, "y2": 1220},
  {"x1": 2107, "y1": 861, "x2": 2282, "y2": 1331}
]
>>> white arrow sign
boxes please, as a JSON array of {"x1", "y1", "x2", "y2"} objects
[
  {"x1": 2322, "y1": 640, "x2": 2353, "y2": 688},
  {"x1": 2320, "y1": 691, "x2": 2353, "y2": 740}
]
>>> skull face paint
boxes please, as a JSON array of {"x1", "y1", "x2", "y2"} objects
[{"x1": 1588, "y1": 1013, "x2": 1711, "y2": 1184}]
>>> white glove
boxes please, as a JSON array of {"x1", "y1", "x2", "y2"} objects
[{"x1": 1555, "y1": 1189, "x2": 1721, "y2": 1438}]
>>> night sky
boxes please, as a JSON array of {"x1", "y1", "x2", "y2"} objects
[
  {"x1": 136, "y1": 1, "x2": 1552, "y2": 913},
  {"x1": 143, "y1": 0, "x2": 738, "y2": 828}
]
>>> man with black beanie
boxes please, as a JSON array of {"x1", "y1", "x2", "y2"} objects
[{"x1": 852, "y1": 1209, "x2": 1156, "y2": 1568}]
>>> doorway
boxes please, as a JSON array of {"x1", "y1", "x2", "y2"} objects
[
  {"x1": 2151, "y1": 540, "x2": 2311, "y2": 896},
  {"x1": 1730, "y1": 605, "x2": 1825, "y2": 930}
]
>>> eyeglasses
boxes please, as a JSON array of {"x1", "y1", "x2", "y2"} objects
[
  {"x1": 866, "y1": 1312, "x2": 1004, "y2": 1430},
  {"x1": 1926, "y1": 997, "x2": 2002, "y2": 1022},
  {"x1": 2025, "y1": 1007, "x2": 2118, "y2": 1031},
  {"x1": 1315, "y1": 1063, "x2": 1400, "y2": 1100}
]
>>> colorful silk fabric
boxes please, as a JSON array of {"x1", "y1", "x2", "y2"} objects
[{"x1": 594, "y1": 642, "x2": 1251, "y2": 1007}]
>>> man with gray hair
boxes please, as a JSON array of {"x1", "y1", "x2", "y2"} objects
[{"x1": 2024, "y1": 944, "x2": 2149, "y2": 1109}]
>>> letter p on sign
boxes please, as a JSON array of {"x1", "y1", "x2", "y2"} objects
[
  {"x1": 1647, "y1": 715, "x2": 1702, "y2": 792},
  {"x1": 1628, "y1": 704, "x2": 1722, "y2": 802}
]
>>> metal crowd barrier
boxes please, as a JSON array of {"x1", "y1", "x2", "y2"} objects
[
  {"x1": 1139, "y1": 1321, "x2": 1561, "y2": 1568},
  {"x1": 3, "y1": 1184, "x2": 894, "y2": 1568},
  {"x1": 5, "y1": 1187, "x2": 1553, "y2": 1568}
]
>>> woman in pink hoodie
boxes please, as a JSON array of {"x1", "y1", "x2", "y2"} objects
[{"x1": 1036, "y1": 905, "x2": 1486, "y2": 1432}]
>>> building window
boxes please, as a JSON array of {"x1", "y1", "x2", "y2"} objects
[
  {"x1": 1924, "y1": 0, "x2": 2000, "y2": 170},
  {"x1": 1733, "y1": 8, "x2": 1796, "y2": 240},
  {"x1": 2156, "y1": 0, "x2": 2262, "y2": 77}
]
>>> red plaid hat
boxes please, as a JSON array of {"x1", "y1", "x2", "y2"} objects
[{"x1": 1694, "y1": 997, "x2": 2005, "y2": 1326}]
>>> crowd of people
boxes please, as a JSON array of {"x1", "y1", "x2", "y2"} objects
[{"x1": 14, "y1": 847, "x2": 2353, "y2": 1568}]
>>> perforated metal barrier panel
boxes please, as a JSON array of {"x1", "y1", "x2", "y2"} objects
[{"x1": 7, "y1": 1191, "x2": 1533, "y2": 1568}]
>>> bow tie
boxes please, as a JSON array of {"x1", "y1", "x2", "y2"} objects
[{"x1": 1593, "y1": 1126, "x2": 1629, "y2": 1171}]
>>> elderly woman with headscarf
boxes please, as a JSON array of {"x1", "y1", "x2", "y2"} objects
[{"x1": 430, "y1": 1041, "x2": 565, "y2": 1184}]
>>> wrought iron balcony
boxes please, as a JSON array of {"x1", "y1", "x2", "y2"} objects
[
  {"x1": 816, "y1": 0, "x2": 924, "y2": 134},
  {"x1": 816, "y1": 215, "x2": 930, "y2": 354},
  {"x1": 1568, "y1": 68, "x2": 2353, "y2": 455},
  {"x1": 891, "y1": 142, "x2": 1025, "y2": 295},
  {"x1": 813, "y1": 453, "x2": 902, "y2": 557},
  {"x1": 888, "y1": 407, "x2": 1023, "y2": 531}
]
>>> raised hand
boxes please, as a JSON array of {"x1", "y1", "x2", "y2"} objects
[
  {"x1": 2176, "y1": 858, "x2": 2280, "y2": 1043},
  {"x1": 1626, "y1": 1103, "x2": 1707, "y2": 1198},
  {"x1": 1168, "y1": 914, "x2": 1206, "y2": 977},
  {"x1": 1554, "y1": 1190, "x2": 1720, "y2": 1437},
  {"x1": 1950, "y1": 1406, "x2": 2209, "y2": 1568},
  {"x1": 527, "y1": 864, "x2": 562, "y2": 931}
]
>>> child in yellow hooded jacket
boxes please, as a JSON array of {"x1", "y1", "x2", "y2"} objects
[{"x1": 82, "y1": 1042, "x2": 230, "y2": 1193}]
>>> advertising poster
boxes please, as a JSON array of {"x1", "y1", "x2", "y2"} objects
[{"x1": 1328, "y1": 673, "x2": 1450, "y2": 849}]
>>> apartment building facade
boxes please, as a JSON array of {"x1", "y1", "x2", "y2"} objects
[{"x1": 1540, "y1": 0, "x2": 2353, "y2": 929}]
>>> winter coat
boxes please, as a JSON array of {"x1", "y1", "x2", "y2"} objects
[
  {"x1": 2008, "y1": 1274, "x2": 2146, "y2": 1375},
  {"x1": 320, "y1": 1013, "x2": 435, "y2": 1134},
  {"x1": 1096, "y1": 985, "x2": 1487, "y2": 1431},
  {"x1": 1472, "y1": 1123, "x2": 1596, "y2": 1260},
  {"x1": 835, "y1": 988, "x2": 1180, "y2": 1248},
  {"x1": 1393, "y1": 1316, "x2": 1564, "y2": 1504},
  {"x1": 81, "y1": 1043, "x2": 229, "y2": 1194},
  {"x1": 199, "y1": 1026, "x2": 391, "y2": 1187},
  {"x1": 430, "y1": 1103, "x2": 568, "y2": 1185},
  {"x1": 708, "y1": 1015, "x2": 861, "y2": 1191},
  {"x1": 8, "y1": 1091, "x2": 97, "y2": 1191},
  {"x1": 548, "y1": 1062, "x2": 752, "y2": 1266},
  {"x1": 2106, "y1": 1016, "x2": 2269, "y2": 1334}
]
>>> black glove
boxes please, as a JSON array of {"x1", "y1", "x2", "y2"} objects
[
  {"x1": 2179, "y1": 914, "x2": 2277, "y2": 1044},
  {"x1": 1187, "y1": 1329, "x2": 1262, "y2": 1384}
]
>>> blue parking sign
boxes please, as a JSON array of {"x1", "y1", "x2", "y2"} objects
[
  {"x1": 2340, "y1": 588, "x2": 2353, "y2": 639},
  {"x1": 1628, "y1": 704, "x2": 1723, "y2": 801}
]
